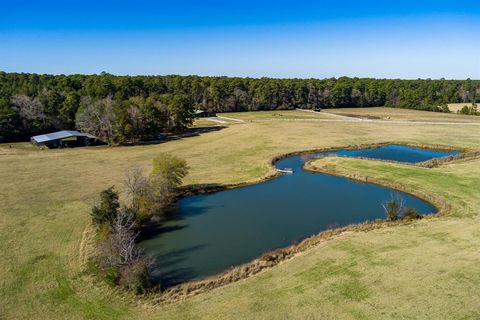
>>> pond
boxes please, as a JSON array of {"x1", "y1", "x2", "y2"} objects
[{"x1": 140, "y1": 145, "x2": 460, "y2": 286}]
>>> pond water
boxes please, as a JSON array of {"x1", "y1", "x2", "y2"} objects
[{"x1": 140, "y1": 145, "x2": 459, "y2": 286}]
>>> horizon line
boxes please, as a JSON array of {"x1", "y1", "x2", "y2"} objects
[{"x1": 1, "y1": 70, "x2": 478, "y2": 81}]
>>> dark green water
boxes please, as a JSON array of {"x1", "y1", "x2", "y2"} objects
[{"x1": 140, "y1": 145, "x2": 459, "y2": 286}]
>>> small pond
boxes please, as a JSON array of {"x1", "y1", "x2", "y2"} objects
[{"x1": 140, "y1": 145, "x2": 459, "y2": 286}]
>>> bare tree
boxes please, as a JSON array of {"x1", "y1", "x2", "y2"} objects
[
  {"x1": 96, "y1": 208, "x2": 153, "y2": 291},
  {"x1": 127, "y1": 104, "x2": 142, "y2": 131},
  {"x1": 76, "y1": 96, "x2": 116, "y2": 144},
  {"x1": 98, "y1": 209, "x2": 143, "y2": 268},
  {"x1": 10, "y1": 94, "x2": 48, "y2": 130},
  {"x1": 123, "y1": 166, "x2": 148, "y2": 211},
  {"x1": 111, "y1": 211, "x2": 141, "y2": 265}
]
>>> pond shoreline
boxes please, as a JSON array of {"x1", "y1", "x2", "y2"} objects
[
  {"x1": 177, "y1": 141, "x2": 467, "y2": 198},
  {"x1": 145, "y1": 142, "x2": 474, "y2": 304}
]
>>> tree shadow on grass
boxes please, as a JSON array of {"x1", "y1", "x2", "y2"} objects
[{"x1": 120, "y1": 126, "x2": 227, "y2": 146}]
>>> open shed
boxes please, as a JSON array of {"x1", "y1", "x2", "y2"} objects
[
  {"x1": 31, "y1": 130, "x2": 100, "y2": 148},
  {"x1": 193, "y1": 109, "x2": 216, "y2": 118}
]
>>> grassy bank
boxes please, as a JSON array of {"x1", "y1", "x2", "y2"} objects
[{"x1": 1, "y1": 109, "x2": 480, "y2": 319}]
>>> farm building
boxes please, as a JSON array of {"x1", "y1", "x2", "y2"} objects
[
  {"x1": 193, "y1": 109, "x2": 216, "y2": 118},
  {"x1": 31, "y1": 130, "x2": 100, "y2": 148}
]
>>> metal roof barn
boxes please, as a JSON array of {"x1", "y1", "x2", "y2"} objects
[
  {"x1": 192, "y1": 109, "x2": 216, "y2": 118},
  {"x1": 31, "y1": 130, "x2": 99, "y2": 148}
]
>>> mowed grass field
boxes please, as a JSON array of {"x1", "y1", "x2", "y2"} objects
[
  {"x1": 323, "y1": 107, "x2": 480, "y2": 122},
  {"x1": 221, "y1": 109, "x2": 334, "y2": 120},
  {"x1": 1, "y1": 108, "x2": 480, "y2": 319}
]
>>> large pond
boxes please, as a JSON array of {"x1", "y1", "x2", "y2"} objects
[{"x1": 140, "y1": 145, "x2": 459, "y2": 286}]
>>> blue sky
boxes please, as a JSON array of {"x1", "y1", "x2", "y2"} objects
[{"x1": 1, "y1": 0, "x2": 479, "y2": 78}]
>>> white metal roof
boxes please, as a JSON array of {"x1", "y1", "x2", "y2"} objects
[{"x1": 31, "y1": 130, "x2": 97, "y2": 143}]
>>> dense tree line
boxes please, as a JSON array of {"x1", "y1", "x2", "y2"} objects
[{"x1": 0, "y1": 71, "x2": 479, "y2": 142}]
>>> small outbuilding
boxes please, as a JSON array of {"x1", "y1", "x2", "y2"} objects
[
  {"x1": 31, "y1": 130, "x2": 100, "y2": 148},
  {"x1": 193, "y1": 109, "x2": 216, "y2": 118}
]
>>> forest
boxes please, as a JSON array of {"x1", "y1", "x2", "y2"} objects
[{"x1": 0, "y1": 71, "x2": 478, "y2": 143}]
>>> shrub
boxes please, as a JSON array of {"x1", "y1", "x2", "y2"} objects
[
  {"x1": 118, "y1": 257, "x2": 153, "y2": 293},
  {"x1": 104, "y1": 267, "x2": 120, "y2": 286},
  {"x1": 91, "y1": 187, "x2": 120, "y2": 227},
  {"x1": 382, "y1": 195, "x2": 422, "y2": 221},
  {"x1": 95, "y1": 209, "x2": 153, "y2": 293},
  {"x1": 403, "y1": 207, "x2": 421, "y2": 220},
  {"x1": 152, "y1": 153, "x2": 189, "y2": 187},
  {"x1": 382, "y1": 195, "x2": 405, "y2": 221},
  {"x1": 96, "y1": 223, "x2": 111, "y2": 239},
  {"x1": 139, "y1": 153, "x2": 189, "y2": 217},
  {"x1": 459, "y1": 104, "x2": 479, "y2": 115},
  {"x1": 438, "y1": 104, "x2": 450, "y2": 113}
]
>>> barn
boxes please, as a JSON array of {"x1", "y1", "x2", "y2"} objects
[
  {"x1": 31, "y1": 130, "x2": 100, "y2": 148},
  {"x1": 193, "y1": 109, "x2": 216, "y2": 118}
]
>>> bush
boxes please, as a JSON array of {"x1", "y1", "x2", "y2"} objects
[
  {"x1": 138, "y1": 153, "x2": 189, "y2": 217},
  {"x1": 95, "y1": 210, "x2": 153, "y2": 293},
  {"x1": 403, "y1": 207, "x2": 420, "y2": 220},
  {"x1": 382, "y1": 195, "x2": 423, "y2": 221},
  {"x1": 118, "y1": 257, "x2": 153, "y2": 293},
  {"x1": 152, "y1": 153, "x2": 189, "y2": 187},
  {"x1": 91, "y1": 187, "x2": 120, "y2": 227},
  {"x1": 459, "y1": 104, "x2": 479, "y2": 115},
  {"x1": 382, "y1": 195, "x2": 405, "y2": 221},
  {"x1": 438, "y1": 104, "x2": 450, "y2": 113},
  {"x1": 104, "y1": 267, "x2": 120, "y2": 286}
]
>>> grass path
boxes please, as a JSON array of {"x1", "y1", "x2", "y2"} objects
[
  {"x1": 204, "y1": 117, "x2": 227, "y2": 124},
  {"x1": 250, "y1": 117, "x2": 480, "y2": 126},
  {"x1": 216, "y1": 115, "x2": 245, "y2": 123},
  {"x1": 1, "y1": 109, "x2": 480, "y2": 319},
  {"x1": 297, "y1": 108, "x2": 359, "y2": 120}
]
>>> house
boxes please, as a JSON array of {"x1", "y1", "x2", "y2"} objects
[
  {"x1": 193, "y1": 109, "x2": 216, "y2": 118},
  {"x1": 31, "y1": 130, "x2": 100, "y2": 148}
]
